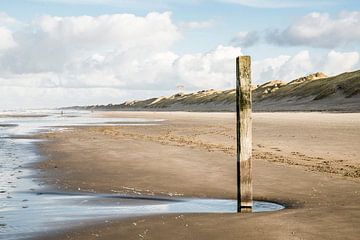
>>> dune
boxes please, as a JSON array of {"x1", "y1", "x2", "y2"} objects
[{"x1": 62, "y1": 70, "x2": 360, "y2": 112}]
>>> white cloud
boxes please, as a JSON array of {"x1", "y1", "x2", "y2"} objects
[
  {"x1": 266, "y1": 11, "x2": 360, "y2": 48},
  {"x1": 322, "y1": 50, "x2": 359, "y2": 74},
  {"x1": 175, "y1": 45, "x2": 242, "y2": 89},
  {"x1": 253, "y1": 50, "x2": 360, "y2": 83},
  {"x1": 0, "y1": 12, "x2": 180, "y2": 75},
  {"x1": 230, "y1": 31, "x2": 259, "y2": 47},
  {"x1": 0, "y1": 44, "x2": 241, "y2": 90},
  {"x1": 35, "y1": 12, "x2": 179, "y2": 51}
]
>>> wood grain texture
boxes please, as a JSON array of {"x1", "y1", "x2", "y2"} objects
[{"x1": 236, "y1": 56, "x2": 253, "y2": 212}]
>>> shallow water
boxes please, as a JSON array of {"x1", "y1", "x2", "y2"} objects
[{"x1": 0, "y1": 110, "x2": 284, "y2": 240}]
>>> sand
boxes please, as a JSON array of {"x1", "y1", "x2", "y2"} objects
[{"x1": 34, "y1": 112, "x2": 360, "y2": 239}]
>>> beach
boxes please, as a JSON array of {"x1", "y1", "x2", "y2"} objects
[
  {"x1": 1, "y1": 1, "x2": 360, "y2": 239},
  {"x1": 32, "y1": 111, "x2": 360, "y2": 240}
]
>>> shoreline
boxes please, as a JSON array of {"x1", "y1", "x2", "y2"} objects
[{"x1": 31, "y1": 111, "x2": 360, "y2": 239}]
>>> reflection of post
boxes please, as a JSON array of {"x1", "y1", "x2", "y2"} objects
[{"x1": 236, "y1": 56, "x2": 253, "y2": 213}]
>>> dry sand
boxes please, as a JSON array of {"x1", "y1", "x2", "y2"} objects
[{"x1": 34, "y1": 112, "x2": 360, "y2": 240}]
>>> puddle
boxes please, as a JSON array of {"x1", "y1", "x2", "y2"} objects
[
  {"x1": 1, "y1": 191, "x2": 284, "y2": 239},
  {"x1": 0, "y1": 110, "x2": 284, "y2": 240}
]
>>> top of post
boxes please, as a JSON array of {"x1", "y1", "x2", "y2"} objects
[{"x1": 236, "y1": 55, "x2": 251, "y2": 62}]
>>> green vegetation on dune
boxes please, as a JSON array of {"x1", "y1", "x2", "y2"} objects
[{"x1": 255, "y1": 70, "x2": 360, "y2": 101}]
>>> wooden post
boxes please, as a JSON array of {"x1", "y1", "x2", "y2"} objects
[{"x1": 236, "y1": 56, "x2": 253, "y2": 213}]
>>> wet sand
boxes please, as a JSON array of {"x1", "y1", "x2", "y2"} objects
[{"x1": 35, "y1": 112, "x2": 360, "y2": 239}]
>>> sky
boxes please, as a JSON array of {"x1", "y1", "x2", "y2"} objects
[{"x1": 0, "y1": 0, "x2": 359, "y2": 109}]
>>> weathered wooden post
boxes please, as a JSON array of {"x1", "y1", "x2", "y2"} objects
[{"x1": 236, "y1": 56, "x2": 253, "y2": 213}]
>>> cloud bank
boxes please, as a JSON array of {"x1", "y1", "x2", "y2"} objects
[{"x1": 0, "y1": 11, "x2": 359, "y2": 109}]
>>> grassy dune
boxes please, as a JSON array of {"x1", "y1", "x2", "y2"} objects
[{"x1": 65, "y1": 70, "x2": 360, "y2": 112}]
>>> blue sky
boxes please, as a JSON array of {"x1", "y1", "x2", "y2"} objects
[
  {"x1": 2, "y1": 0, "x2": 358, "y2": 55},
  {"x1": 0, "y1": 0, "x2": 359, "y2": 109}
]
